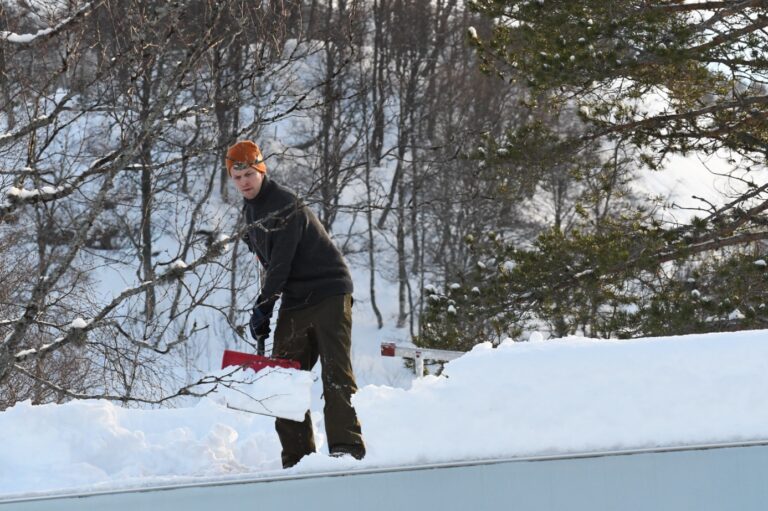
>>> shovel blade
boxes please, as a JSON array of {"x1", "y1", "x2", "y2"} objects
[
  {"x1": 218, "y1": 350, "x2": 310, "y2": 421},
  {"x1": 221, "y1": 349, "x2": 301, "y2": 373}
]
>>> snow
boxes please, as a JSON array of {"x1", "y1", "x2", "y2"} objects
[
  {"x1": 500, "y1": 260, "x2": 516, "y2": 274},
  {"x1": 170, "y1": 259, "x2": 188, "y2": 270},
  {"x1": 5, "y1": 185, "x2": 62, "y2": 199},
  {"x1": 2, "y1": 13, "x2": 767, "y2": 499},
  {"x1": 3, "y1": 329, "x2": 768, "y2": 498},
  {"x1": 0, "y1": 29, "x2": 55, "y2": 43},
  {"x1": 69, "y1": 318, "x2": 88, "y2": 329},
  {"x1": 194, "y1": 366, "x2": 313, "y2": 422},
  {"x1": 0, "y1": 2, "x2": 90, "y2": 44},
  {"x1": 6, "y1": 187, "x2": 37, "y2": 199},
  {"x1": 728, "y1": 309, "x2": 745, "y2": 321}
]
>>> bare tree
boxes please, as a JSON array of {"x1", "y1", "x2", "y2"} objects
[{"x1": 0, "y1": 0, "x2": 315, "y2": 408}]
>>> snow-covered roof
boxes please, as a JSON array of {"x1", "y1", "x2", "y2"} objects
[{"x1": 2, "y1": 328, "x2": 767, "y2": 498}]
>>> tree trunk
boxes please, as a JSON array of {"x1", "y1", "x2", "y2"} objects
[
  {"x1": 319, "y1": 0, "x2": 338, "y2": 231},
  {"x1": 140, "y1": 71, "x2": 156, "y2": 321},
  {"x1": 396, "y1": 159, "x2": 408, "y2": 328},
  {"x1": 0, "y1": 45, "x2": 15, "y2": 131}
]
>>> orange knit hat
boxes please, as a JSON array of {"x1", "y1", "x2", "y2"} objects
[{"x1": 225, "y1": 140, "x2": 267, "y2": 175}]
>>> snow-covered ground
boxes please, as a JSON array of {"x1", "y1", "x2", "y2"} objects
[{"x1": 2, "y1": 327, "x2": 768, "y2": 499}]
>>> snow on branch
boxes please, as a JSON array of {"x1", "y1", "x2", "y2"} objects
[
  {"x1": 6, "y1": 185, "x2": 64, "y2": 200},
  {"x1": 0, "y1": 150, "x2": 122, "y2": 221},
  {"x1": 0, "y1": 1, "x2": 101, "y2": 45},
  {"x1": 10, "y1": 229, "x2": 238, "y2": 365},
  {"x1": 13, "y1": 318, "x2": 90, "y2": 362}
]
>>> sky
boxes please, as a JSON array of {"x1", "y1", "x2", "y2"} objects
[{"x1": 2, "y1": 327, "x2": 768, "y2": 500}]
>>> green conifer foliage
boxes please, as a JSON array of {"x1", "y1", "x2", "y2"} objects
[{"x1": 413, "y1": 0, "x2": 768, "y2": 348}]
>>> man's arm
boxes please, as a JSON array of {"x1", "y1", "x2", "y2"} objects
[{"x1": 255, "y1": 199, "x2": 305, "y2": 314}]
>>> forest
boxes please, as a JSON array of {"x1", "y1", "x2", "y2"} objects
[{"x1": 1, "y1": 0, "x2": 767, "y2": 407}]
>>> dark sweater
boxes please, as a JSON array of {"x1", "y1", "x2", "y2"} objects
[{"x1": 242, "y1": 176, "x2": 353, "y2": 313}]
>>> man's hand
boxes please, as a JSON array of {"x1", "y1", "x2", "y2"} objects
[{"x1": 249, "y1": 306, "x2": 271, "y2": 341}]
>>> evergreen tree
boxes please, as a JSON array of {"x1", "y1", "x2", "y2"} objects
[{"x1": 420, "y1": 0, "x2": 768, "y2": 347}]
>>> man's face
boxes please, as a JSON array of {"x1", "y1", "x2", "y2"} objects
[{"x1": 230, "y1": 165, "x2": 264, "y2": 200}]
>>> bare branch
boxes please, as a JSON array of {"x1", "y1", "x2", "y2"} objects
[{"x1": 0, "y1": 1, "x2": 103, "y2": 45}]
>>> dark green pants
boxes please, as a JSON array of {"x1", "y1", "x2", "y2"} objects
[{"x1": 272, "y1": 294, "x2": 365, "y2": 468}]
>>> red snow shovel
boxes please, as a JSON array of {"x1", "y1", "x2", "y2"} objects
[
  {"x1": 219, "y1": 350, "x2": 307, "y2": 419},
  {"x1": 221, "y1": 349, "x2": 301, "y2": 373}
]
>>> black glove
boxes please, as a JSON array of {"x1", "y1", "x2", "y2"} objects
[
  {"x1": 249, "y1": 307, "x2": 271, "y2": 341},
  {"x1": 249, "y1": 306, "x2": 271, "y2": 341}
]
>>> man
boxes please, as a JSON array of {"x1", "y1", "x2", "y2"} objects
[{"x1": 226, "y1": 140, "x2": 366, "y2": 468}]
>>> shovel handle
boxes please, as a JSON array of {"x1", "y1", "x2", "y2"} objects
[{"x1": 257, "y1": 336, "x2": 266, "y2": 356}]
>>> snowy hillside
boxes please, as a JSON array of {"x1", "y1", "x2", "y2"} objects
[{"x1": 3, "y1": 328, "x2": 768, "y2": 499}]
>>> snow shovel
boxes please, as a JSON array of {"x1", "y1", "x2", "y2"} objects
[{"x1": 217, "y1": 349, "x2": 311, "y2": 420}]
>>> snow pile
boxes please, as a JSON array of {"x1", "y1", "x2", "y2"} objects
[
  {"x1": 356, "y1": 330, "x2": 768, "y2": 464},
  {"x1": 0, "y1": 398, "x2": 281, "y2": 496},
  {"x1": 2, "y1": 329, "x2": 768, "y2": 498}
]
